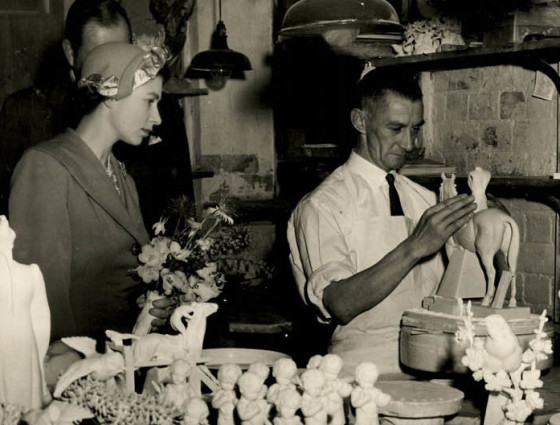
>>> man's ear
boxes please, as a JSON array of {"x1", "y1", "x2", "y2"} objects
[
  {"x1": 351, "y1": 108, "x2": 367, "y2": 134},
  {"x1": 62, "y1": 39, "x2": 75, "y2": 68}
]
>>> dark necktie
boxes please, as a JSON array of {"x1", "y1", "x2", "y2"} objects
[{"x1": 386, "y1": 173, "x2": 404, "y2": 216}]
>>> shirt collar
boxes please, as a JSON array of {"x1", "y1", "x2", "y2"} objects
[{"x1": 346, "y1": 151, "x2": 398, "y2": 189}]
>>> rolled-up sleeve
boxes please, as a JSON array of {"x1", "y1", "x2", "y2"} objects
[{"x1": 287, "y1": 197, "x2": 356, "y2": 321}]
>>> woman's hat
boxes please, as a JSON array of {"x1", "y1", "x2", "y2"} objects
[{"x1": 78, "y1": 42, "x2": 168, "y2": 100}]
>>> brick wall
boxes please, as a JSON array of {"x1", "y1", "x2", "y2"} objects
[{"x1": 422, "y1": 66, "x2": 558, "y2": 316}]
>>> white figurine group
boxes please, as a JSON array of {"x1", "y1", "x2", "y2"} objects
[
  {"x1": 154, "y1": 353, "x2": 389, "y2": 425},
  {"x1": 153, "y1": 353, "x2": 391, "y2": 425}
]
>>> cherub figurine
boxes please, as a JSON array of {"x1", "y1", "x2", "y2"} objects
[
  {"x1": 300, "y1": 369, "x2": 327, "y2": 425},
  {"x1": 248, "y1": 362, "x2": 271, "y2": 402},
  {"x1": 237, "y1": 371, "x2": 271, "y2": 425},
  {"x1": 267, "y1": 358, "x2": 298, "y2": 405},
  {"x1": 161, "y1": 359, "x2": 197, "y2": 411},
  {"x1": 182, "y1": 397, "x2": 210, "y2": 425},
  {"x1": 274, "y1": 388, "x2": 303, "y2": 425},
  {"x1": 0, "y1": 216, "x2": 51, "y2": 410},
  {"x1": 306, "y1": 355, "x2": 323, "y2": 370},
  {"x1": 351, "y1": 363, "x2": 391, "y2": 425},
  {"x1": 319, "y1": 354, "x2": 352, "y2": 425},
  {"x1": 212, "y1": 363, "x2": 243, "y2": 425}
]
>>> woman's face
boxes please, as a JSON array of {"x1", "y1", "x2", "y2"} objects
[{"x1": 109, "y1": 77, "x2": 163, "y2": 145}]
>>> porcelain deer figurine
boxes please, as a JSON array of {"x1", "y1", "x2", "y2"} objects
[{"x1": 439, "y1": 168, "x2": 520, "y2": 307}]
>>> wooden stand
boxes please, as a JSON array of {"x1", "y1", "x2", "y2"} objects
[
  {"x1": 425, "y1": 248, "x2": 528, "y2": 318},
  {"x1": 438, "y1": 249, "x2": 487, "y2": 299}
]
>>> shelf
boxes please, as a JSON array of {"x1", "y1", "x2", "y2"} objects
[
  {"x1": 357, "y1": 38, "x2": 560, "y2": 92},
  {"x1": 410, "y1": 175, "x2": 560, "y2": 213},
  {"x1": 367, "y1": 39, "x2": 560, "y2": 68}
]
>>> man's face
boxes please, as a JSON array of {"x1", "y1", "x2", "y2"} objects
[
  {"x1": 356, "y1": 91, "x2": 424, "y2": 172},
  {"x1": 74, "y1": 18, "x2": 130, "y2": 71}
]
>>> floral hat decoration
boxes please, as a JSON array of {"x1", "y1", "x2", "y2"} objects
[{"x1": 78, "y1": 41, "x2": 168, "y2": 100}]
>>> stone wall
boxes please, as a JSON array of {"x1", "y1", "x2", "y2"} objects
[{"x1": 422, "y1": 66, "x2": 558, "y2": 317}]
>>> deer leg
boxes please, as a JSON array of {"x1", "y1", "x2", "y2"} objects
[{"x1": 480, "y1": 252, "x2": 496, "y2": 306}]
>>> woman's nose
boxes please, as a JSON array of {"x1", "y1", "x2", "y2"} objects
[{"x1": 151, "y1": 105, "x2": 162, "y2": 126}]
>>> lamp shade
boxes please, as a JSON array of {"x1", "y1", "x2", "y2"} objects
[
  {"x1": 280, "y1": 0, "x2": 403, "y2": 41},
  {"x1": 186, "y1": 21, "x2": 252, "y2": 86}
]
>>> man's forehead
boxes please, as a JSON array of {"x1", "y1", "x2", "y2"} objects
[
  {"x1": 367, "y1": 92, "x2": 423, "y2": 119},
  {"x1": 80, "y1": 21, "x2": 130, "y2": 54}
]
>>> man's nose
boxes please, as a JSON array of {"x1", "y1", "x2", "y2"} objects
[{"x1": 400, "y1": 129, "x2": 415, "y2": 151}]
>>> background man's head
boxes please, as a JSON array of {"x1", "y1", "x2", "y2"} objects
[
  {"x1": 351, "y1": 69, "x2": 424, "y2": 172},
  {"x1": 62, "y1": 0, "x2": 132, "y2": 73}
]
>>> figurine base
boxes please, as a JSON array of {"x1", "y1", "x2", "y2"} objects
[
  {"x1": 437, "y1": 249, "x2": 486, "y2": 299},
  {"x1": 470, "y1": 304, "x2": 530, "y2": 319},
  {"x1": 422, "y1": 296, "x2": 463, "y2": 316}
]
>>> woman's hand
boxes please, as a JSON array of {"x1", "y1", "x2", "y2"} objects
[
  {"x1": 149, "y1": 297, "x2": 173, "y2": 328},
  {"x1": 44, "y1": 340, "x2": 82, "y2": 391}
]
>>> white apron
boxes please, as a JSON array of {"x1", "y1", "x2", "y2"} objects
[{"x1": 329, "y1": 213, "x2": 436, "y2": 377}]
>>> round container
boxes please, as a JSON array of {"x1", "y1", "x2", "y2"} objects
[{"x1": 400, "y1": 309, "x2": 554, "y2": 373}]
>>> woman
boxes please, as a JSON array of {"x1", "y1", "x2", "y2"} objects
[{"x1": 9, "y1": 42, "x2": 167, "y2": 343}]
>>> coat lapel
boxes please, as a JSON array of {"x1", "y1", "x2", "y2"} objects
[{"x1": 37, "y1": 130, "x2": 149, "y2": 244}]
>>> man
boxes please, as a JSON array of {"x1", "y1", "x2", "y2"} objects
[{"x1": 287, "y1": 69, "x2": 476, "y2": 376}]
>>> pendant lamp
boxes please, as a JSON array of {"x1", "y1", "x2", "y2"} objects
[
  {"x1": 279, "y1": 0, "x2": 403, "y2": 47},
  {"x1": 186, "y1": 0, "x2": 252, "y2": 90}
]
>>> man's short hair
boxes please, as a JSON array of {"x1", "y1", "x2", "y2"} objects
[
  {"x1": 354, "y1": 68, "x2": 422, "y2": 110},
  {"x1": 64, "y1": 0, "x2": 132, "y2": 52}
]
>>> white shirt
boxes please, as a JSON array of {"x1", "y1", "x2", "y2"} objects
[{"x1": 287, "y1": 152, "x2": 444, "y2": 375}]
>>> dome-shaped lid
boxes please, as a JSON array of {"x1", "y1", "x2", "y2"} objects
[{"x1": 280, "y1": 0, "x2": 403, "y2": 38}]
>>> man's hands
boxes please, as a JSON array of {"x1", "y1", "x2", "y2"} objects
[
  {"x1": 408, "y1": 194, "x2": 476, "y2": 260},
  {"x1": 149, "y1": 297, "x2": 173, "y2": 328}
]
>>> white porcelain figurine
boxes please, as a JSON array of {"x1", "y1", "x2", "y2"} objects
[
  {"x1": 267, "y1": 358, "x2": 298, "y2": 405},
  {"x1": 351, "y1": 363, "x2": 391, "y2": 425},
  {"x1": 319, "y1": 354, "x2": 352, "y2": 425},
  {"x1": 300, "y1": 369, "x2": 326, "y2": 425},
  {"x1": 237, "y1": 371, "x2": 271, "y2": 425},
  {"x1": 161, "y1": 359, "x2": 197, "y2": 411},
  {"x1": 274, "y1": 388, "x2": 303, "y2": 425},
  {"x1": 212, "y1": 363, "x2": 243, "y2": 425},
  {"x1": 0, "y1": 216, "x2": 51, "y2": 410}
]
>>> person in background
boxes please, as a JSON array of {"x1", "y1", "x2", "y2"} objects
[
  {"x1": 9, "y1": 43, "x2": 166, "y2": 384},
  {"x1": 0, "y1": 0, "x2": 132, "y2": 215},
  {"x1": 0, "y1": 0, "x2": 195, "y2": 228},
  {"x1": 287, "y1": 69, "x2": 476, "y2": 377}
]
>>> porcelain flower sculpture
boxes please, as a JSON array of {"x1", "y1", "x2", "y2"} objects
[{"x1": 457, "y1": 302, "x2": 552, "y2": 425}]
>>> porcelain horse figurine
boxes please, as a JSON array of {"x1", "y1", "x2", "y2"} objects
[{"x1": 439, "y1": 168, "x2": 520, "y2": 307}]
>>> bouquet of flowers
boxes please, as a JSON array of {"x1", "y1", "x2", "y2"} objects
[{"x1": 132, "y1": 196, "x2": 250, "y2": 336}]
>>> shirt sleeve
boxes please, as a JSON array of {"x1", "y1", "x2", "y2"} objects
[
  {"x1": 288, "y1": 197, "x2": 356, "y2": 321},
  {"x1": 9, "y1": 149, "x2": 76, "y2": 339}
]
